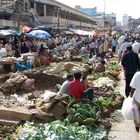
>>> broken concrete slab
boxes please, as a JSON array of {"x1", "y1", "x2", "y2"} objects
[
  {"x1": 0, "y1": 118, "x2": 19, "y2": 126},
  {"x1": 0, "y1": 107, "x2": 32, "y2": 121}
]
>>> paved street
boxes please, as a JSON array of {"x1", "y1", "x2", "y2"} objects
[{"x1": 109, "y1": 72, "x2": 140, "y2": 140}]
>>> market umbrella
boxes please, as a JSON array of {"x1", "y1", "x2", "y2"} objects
[
  {"x1": 23, "y1": 25, "x2": 32, "y2": 33},
  {"x1": 27, "y1": 29, "x2": 52, "y2": 39}
]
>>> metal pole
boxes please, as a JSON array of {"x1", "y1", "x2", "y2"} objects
[
  {"x1": 103, "y1": 0, "x2": 106, "y2": 29},
  {"x1": 80, "y1": 17, "x2": 81, "y2": 29},
  {"x1": 57, "y1": 8, "x2": 60, "y2": 33}
]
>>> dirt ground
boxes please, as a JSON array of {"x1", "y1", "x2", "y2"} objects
[
  {"x1": 0, "y1": 68, "x2": 65, "y2": 108},
  {"x1": 0, "y1": 68, "x2": 66, "y2": 138}
]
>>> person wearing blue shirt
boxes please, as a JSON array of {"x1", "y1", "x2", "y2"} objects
[{"x1": 111, "y1": 37, "x2": 118, "y2": 53}]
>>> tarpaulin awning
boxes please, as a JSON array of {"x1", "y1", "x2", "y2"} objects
[
  {"x1": 63, "y1": 31, "x2": 74, "y2": 35},
  {"x1": 0, "y1": 29, "x2": 21, "y2": 36},
  {"x1": 69, "y1": 28, "x2": 93, "y2": 36},
  {"x1": 137, "y1": 25, "x2": 140, "y2": 28}
]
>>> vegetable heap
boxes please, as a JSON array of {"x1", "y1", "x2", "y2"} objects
[
  {"x1": 107, "y1": 63, "x2": 120, "y2": 72},
  {"x1": 70, "y1": 102, "x2": 100, "y2": 120},
  {"x1": 94, "y1": 86, "x2": 116, "y2": 98},
  {"x1": 93, "y1": 77, "x2": 114, "y2": 87},
  {"x1": 16, "y1": 119, "x2": 107, "y2": 140},
  {"x1": 95, "y1": 97, "x2": 112, "y2": 108}
]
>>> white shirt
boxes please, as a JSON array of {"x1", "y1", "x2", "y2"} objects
[
  {"x1": 118, "y1": 35, "x2": 125, "y2": 45},
  {"x1": 58, "y1": 80, "x2": 70, "y2": 94},
  {"x1": 132, "y1": 41, "x2": 140, "y2": 54},
  {"x1": 89, "y1": 42, "x2": 96, "y2": 49},
  {"x1": 108, "y1": 36, "x2": 113, "y2": 42},
  {"x1": 119, "y1": 42, "x2": 131, "y2": 56},
  {"x1": 80, "y1": 47, "x2": 87, "y2": 54},
  {"x1": 130, "y1": 72, "x2": 140, "y2": 103}
]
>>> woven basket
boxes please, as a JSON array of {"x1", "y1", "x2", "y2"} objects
[{"x1": 67, "y1": 99, "x2": 101, "y2": 125}]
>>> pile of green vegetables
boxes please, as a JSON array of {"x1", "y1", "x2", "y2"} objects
[
  {"x1": 16, "y1": 119, "x2": 108, "y2": 140},
  {"x1": 70, "y1": 102, "x2": 101, "y2": 120},
  {"x1": 95, "y1": 97, "x2": 112, "y2": 108}
]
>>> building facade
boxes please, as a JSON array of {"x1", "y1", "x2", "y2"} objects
[
  {"x1": 0, "y1": 0, "x2": 97, "y2": 30},
  {"x1": 78, "y1": 7, "x2": 116, "y2": 29},
  {"x1": 0, "y1": 0, "x2": 37, "y2": 29},
  {"x1": 123, "y1": 14, "x2": 129, "y2": 26},
  {"x1": 30, "y1": 0, "x2": 96, "y2": 29}
]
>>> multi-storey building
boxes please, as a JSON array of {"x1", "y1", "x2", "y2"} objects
[
  {"x1": 0, "y1": 0, "x2": 36, "y2": 29},
  {"x1": 30, "y1": 0, "x2": 96, "y2": 29},
  {"x1": 77, "y1": 6, "x2": 116, "y2": 29},
  {"x1": 123, "y1": 14, "x2": 129, "y2": 26},
  {"x1": 0, "y1": 0, "x2": 97, "y2": 30}
]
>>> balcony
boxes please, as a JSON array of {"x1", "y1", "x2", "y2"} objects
[
  {"x1": 38, "y1": 16, "x2": 95, "y2": 28},
  {"x1": 0, "y1": 19, "x2": 14, "y2": 28}
]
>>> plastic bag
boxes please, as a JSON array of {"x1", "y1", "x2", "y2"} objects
[
  {"x1": 43, "y1": 90, "x2": 57, "y2": 102},
  {"x1": 121, "y1": 96, "x2": 140, "y2": 123}
]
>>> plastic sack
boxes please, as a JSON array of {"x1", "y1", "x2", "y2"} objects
[
  {"x1": 43, "y1": 90, "x2": 57, "y2": 102},
  {"x1": 0, "y1": 48, "x2": 7, "y2": 57},
  {"x1": 121, "y1": 96, "x2": 140, "y2": 123},
  {"x1": 11, "y1": 94, "x2": 27, "y2": 106},
  {"x1": 27, "y1": 56, "x2": 35, "y2": 65},
  {"x1": 21, "y1": 79, "x2": 35, "y2": 91}
]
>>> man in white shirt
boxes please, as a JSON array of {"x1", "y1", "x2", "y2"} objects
[
  {"x1": 132, "y1": 39, "x2": 140, "y2": 54},
  {"x1": 118, "y1": 35, "x2": 125, "y2": 45},
  {"x1": 130, "y1": 71, "x2": 140, "y2": 132},
  {"x1": 118, "y1": 38, "x2": 131, "y2": 61},
  {"x1": 130, "y1": 71, "x2": 140, "y2": 104},
  {"x1": 80, "y1": 46, "x2": 87, "y2": 55},
  {"x1": 58, "y1": 74, "x2": 73, "y2": 94}
]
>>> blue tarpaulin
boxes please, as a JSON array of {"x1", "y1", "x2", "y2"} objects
[{"x1": 26, "y1": 29, "x2": 52, "y2": 39}]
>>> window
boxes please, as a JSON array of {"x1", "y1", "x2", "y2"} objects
[
  {"x1": 36, "y1": 3, "x2": 44, "y2": 16},
  {"x1": 30, "y1": 2, "x2": 34, "y2": 8}
]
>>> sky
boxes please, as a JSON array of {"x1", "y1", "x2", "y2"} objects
[{"x1": 57, "y1": 0, "x2": 140, "y2": 22}]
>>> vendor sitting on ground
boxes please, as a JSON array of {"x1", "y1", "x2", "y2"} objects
[
  {"x1": 68, "y1": 71, "x2": 94, "y2": 100},
  {"x1": 38, "y1": 44, "x2": 53, "y2": 66},
  {"x1": 94, "y1": 60, "x2": 106, "y2": 72},
  {"x1": 81, "y1": 71, "x2": 94, "y2": 90},
  {"x1": 5, "y1": 41, "x2": 13, "y2": 56},
  {"x1": 58, "y1": 74, "x2": 73, "y2": 94}
]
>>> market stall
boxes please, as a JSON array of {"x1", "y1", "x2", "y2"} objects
[
  {"x1": 0, "y1": 57, "x2": 16, "y2": 73},
  {"x1": 0, "y1": 54, "x2": 124, "y2": 139}
]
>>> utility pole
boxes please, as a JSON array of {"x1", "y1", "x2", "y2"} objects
[
  {"x1": 103, "y1": 0, "x2": 106, "y2": 29},
  {"x1": 57, "y1": 8, "x2": 60, "y2": 33},
  {"x1": 80, "y1": 17, "x2": 81, "y2": 29}
]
